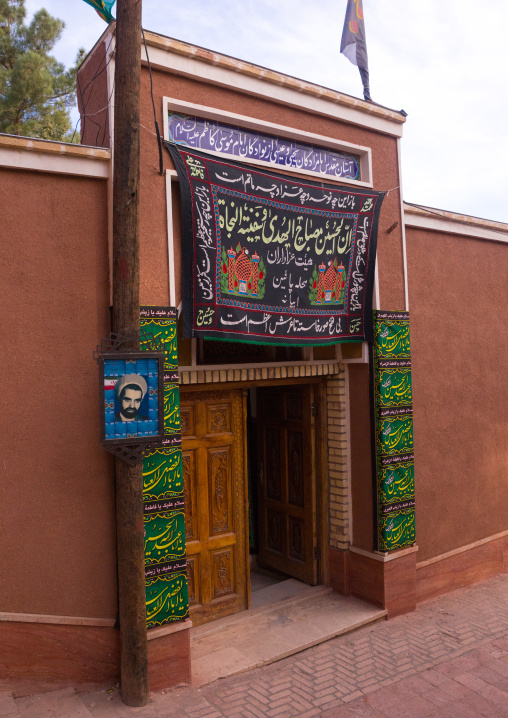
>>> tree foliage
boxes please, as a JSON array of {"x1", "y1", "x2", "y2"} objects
[{"x1": 0, "y1": 0, "x2": 85, "y2": 141}]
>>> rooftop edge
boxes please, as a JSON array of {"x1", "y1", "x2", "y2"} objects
[
  {"x1": 0, "y1": 133, "x2": 111, "y2": 160},
  {"x1": 143, "y1": 29, "x2": 407, "y2": 126},
  {"x1": 78, "y1": 23, "x2": 406, "y2": 128},
  {"x1": 404, "y1": 201, "x2": 508, "y2": 235}
]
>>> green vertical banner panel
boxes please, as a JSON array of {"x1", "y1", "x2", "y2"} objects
[
  {"x1": 140, "y1": 307, "x2": 188, "y2": 628},
  {"x1": 377, "y1": 462, "x2": 415, "y2": 506},
  {"x1": 164, "y1": 385, "x2": 181, "y2": 434},
  {"x1": 372, "y1": 311, "x2": 415, "y2": 552},
  {"x1": 143, "y1": 448, "x2": 183, "y2": 501}
]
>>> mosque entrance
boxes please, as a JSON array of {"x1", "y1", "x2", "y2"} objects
[{"x1": 181, "y1": 381, "x2": 320, "y2": 627}]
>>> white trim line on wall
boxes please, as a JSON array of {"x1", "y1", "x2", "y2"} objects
[
  {"x1": 147, "y1": 618, "x2": 192, "y2": 640},
  {"x1": 340, "y1": 343, "x2": 369, "y2": 364},
  {"x1": 373, "y1": 257, "x2": 380, "y2": 310},
  {"x1": 404, "y1": 209, "x2": 508, "y2": 245},
  {"x1": 166, "y1": 169, "x2": 177, "y2": 307},
  {"x1": 397, "y1": 139, "x2": 409, "y2": 312},
  {"x1": 350, "y1": 544, "x2": 418, "y2": 563},
  {"x1": 0, "y1": 612, "x2": 115, "y2": 627},
  {"x1": 146, "y1": 41, "x2": 404, "y2": 138},
  {"x1": 416, "y1": 529, "x2": 508, "y2": 569},
  {"x1": 0, "y1": 144, "x2": 110, "y2": 178},
  {"x1": 163, "y1": 97, "x2": 374, "y2": 188}
]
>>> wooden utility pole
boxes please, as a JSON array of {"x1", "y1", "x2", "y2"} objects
[{"x1": 112, "y1": 0, "x2": 149, "y2": 707}]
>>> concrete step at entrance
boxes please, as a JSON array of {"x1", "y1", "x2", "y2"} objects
[
  {"x1": 250, "y1": 577, "x2": 326, "y2": 609},
  {"x1": 193, "y1": 580, "x2": 331, "y2": 641},
  {"x1": 190, "y1": 588, "x2": 387, "y2": 687}
]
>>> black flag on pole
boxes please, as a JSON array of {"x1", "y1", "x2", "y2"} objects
[{"x1": 340, "y1": 0, "x2": 372, "y2": 101}]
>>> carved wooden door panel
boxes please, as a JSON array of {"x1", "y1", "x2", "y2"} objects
[
  {"x1": 180, "y1": 388, "x2": 248, "y2": 626},
  {"x1": 257, "y1": 385, "x2": 317, "y2": 585}
]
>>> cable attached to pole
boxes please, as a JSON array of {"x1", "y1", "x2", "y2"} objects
[{"x1": 141, "y1": 27, "x2": 164, "y2": 175}]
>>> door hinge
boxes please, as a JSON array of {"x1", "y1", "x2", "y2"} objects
[
  {"x1": 314, "y1": 546, "x2": 321, "y2": 560},
  {"x1": 311, "y1": 401, "x2": 318, "y2": 417}
]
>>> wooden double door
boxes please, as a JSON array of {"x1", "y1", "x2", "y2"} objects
[{"x1": 181, "y1": 383, "x2": 318, "y2": 626}]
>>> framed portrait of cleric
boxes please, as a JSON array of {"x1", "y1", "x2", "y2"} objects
[{"x1": 98, "y1": 352, "x2": 164, "y2": 447}]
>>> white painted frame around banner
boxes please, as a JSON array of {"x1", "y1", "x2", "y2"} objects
[
  {"x1": 162, "y1": 97, "x2": 373, "y2": 188},
  {"x1": 165, "y1": 168, "x2": 177, "y2": 309}
]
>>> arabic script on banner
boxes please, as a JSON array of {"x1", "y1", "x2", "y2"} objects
[
  {"x1": 168, "y1": 112, "x2": 360, "y2": 181},
  {"x1": 372, "y1": 311, "x2": 416, "y2": 552},
  {"x1": 168, "y1": 143, "x2": 384, "y2": 345},
  {"x1": 140, "y1": 307, "x2": 188, "y2": 627}
]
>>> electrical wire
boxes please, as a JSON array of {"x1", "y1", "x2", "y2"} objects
[
  {"x1": 141, "y1": 27, "x2": 164, "y2": 175},
  {"x1": 80, "y1": 36, "x2": 114, "y2": 114},
  {"x1": 98, "y1": 76, "x2": 115, "y2": 146},
  {"x1": 72, "y1": 35, "x2": 114, "y2": 144},
  {"x1": 73, "y1": 29, "x2": 164, "y2": 170},
  {"x1": 70, "y1": 83, "x2": 114, "y2": 145}
]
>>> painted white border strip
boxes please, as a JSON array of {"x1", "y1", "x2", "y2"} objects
[
  {"x1": 404, "y1": 210, "x2": 508, "y2": 245},
  {"x1": 397, "y1": 139, "x2": 410, "y2": 311},
  {"x1": 166, "y1": 169, "x2": 177, "y2": 307},
  {"x1": 163, "y1": 97, "x2": 373, "y2": 188},
  {"x1": 350, "y1": 544, "x2": 418, "y2": 563},
  {"x1": 0, "y1": 612, "x2": 115, "y2": 627},
  {"x1": 146, "y1": 42, "x2": 403, "y2": 138},
  {"x1": 373, "y1": 257, "x2": 380, "y2": 310},
  {"x1": 340, "y1": 343, "x2": 369, "y2": 364},
  {"x1": 0, "y1": 145, "x2": 110, "y2": 178},
  {"x1": 417, "y1": 529, "x2": 508, "y2": 569},
  {"x1": 147, "y1": 618, "x2": 192, "y2": 640}
]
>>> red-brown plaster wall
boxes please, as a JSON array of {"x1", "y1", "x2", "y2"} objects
[
  {"x1": 78, "y1": 40, "x2": 111, "y2": 148},
  {"x1": 406, "y1": 227, "x2": 508, "y2": 561},
  {"x1": 136, "y1": 65, "x2": 406, "y2": 308},
  {"x1": 0, "y1": 168, "x2": 116, "y2": 618}
]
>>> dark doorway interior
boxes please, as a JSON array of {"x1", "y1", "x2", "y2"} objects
[{"x1": 247, "y1": 385, "x2": 319, "y2": 594}]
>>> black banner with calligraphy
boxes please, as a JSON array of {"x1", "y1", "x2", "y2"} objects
[{"x1": 167, "y1": 142, "x2": 385, "y2": 345}]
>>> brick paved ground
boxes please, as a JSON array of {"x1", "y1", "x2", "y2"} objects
[{"x1": 4, "y1": 573, "x2": 508, "y2": 717}]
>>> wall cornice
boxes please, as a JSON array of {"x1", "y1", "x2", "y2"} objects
[{"x1": 0, "y1": 134, "x2": 111, "y2": 178}]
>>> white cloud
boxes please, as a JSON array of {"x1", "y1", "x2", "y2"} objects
[{"x1": 22, "y1": 0, "x2": 508, "y2": 222}]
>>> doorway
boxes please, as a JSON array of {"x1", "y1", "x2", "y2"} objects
[
  {"x1": 249, "y1": 384, "x2": 319, "y2": 587},
  {"x1": 181, "y1": 382, "x2": 321, "y2": 627}
]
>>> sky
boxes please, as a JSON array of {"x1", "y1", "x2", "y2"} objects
[{"x1": 25, "y1": 0, "x2": 508, "y2": 223}]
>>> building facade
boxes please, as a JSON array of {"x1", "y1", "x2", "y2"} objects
[{"x1": 1, "y1": 25, "x2": 507, "y2": 691}]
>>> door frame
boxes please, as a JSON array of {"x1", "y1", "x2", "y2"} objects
[
  {"x1": 315, "y1": 379, "x2": 330, "y2": 587},
  {"x1": 249, "y1": 377, "x2": 329, "y2": 589},
  {"x1": 181, "y1": 376, "x2": 330, "y2": 617}
]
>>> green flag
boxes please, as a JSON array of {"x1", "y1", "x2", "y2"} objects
[{"x1": 82, "y1": 0, "x2": 116, "y2": 23}]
